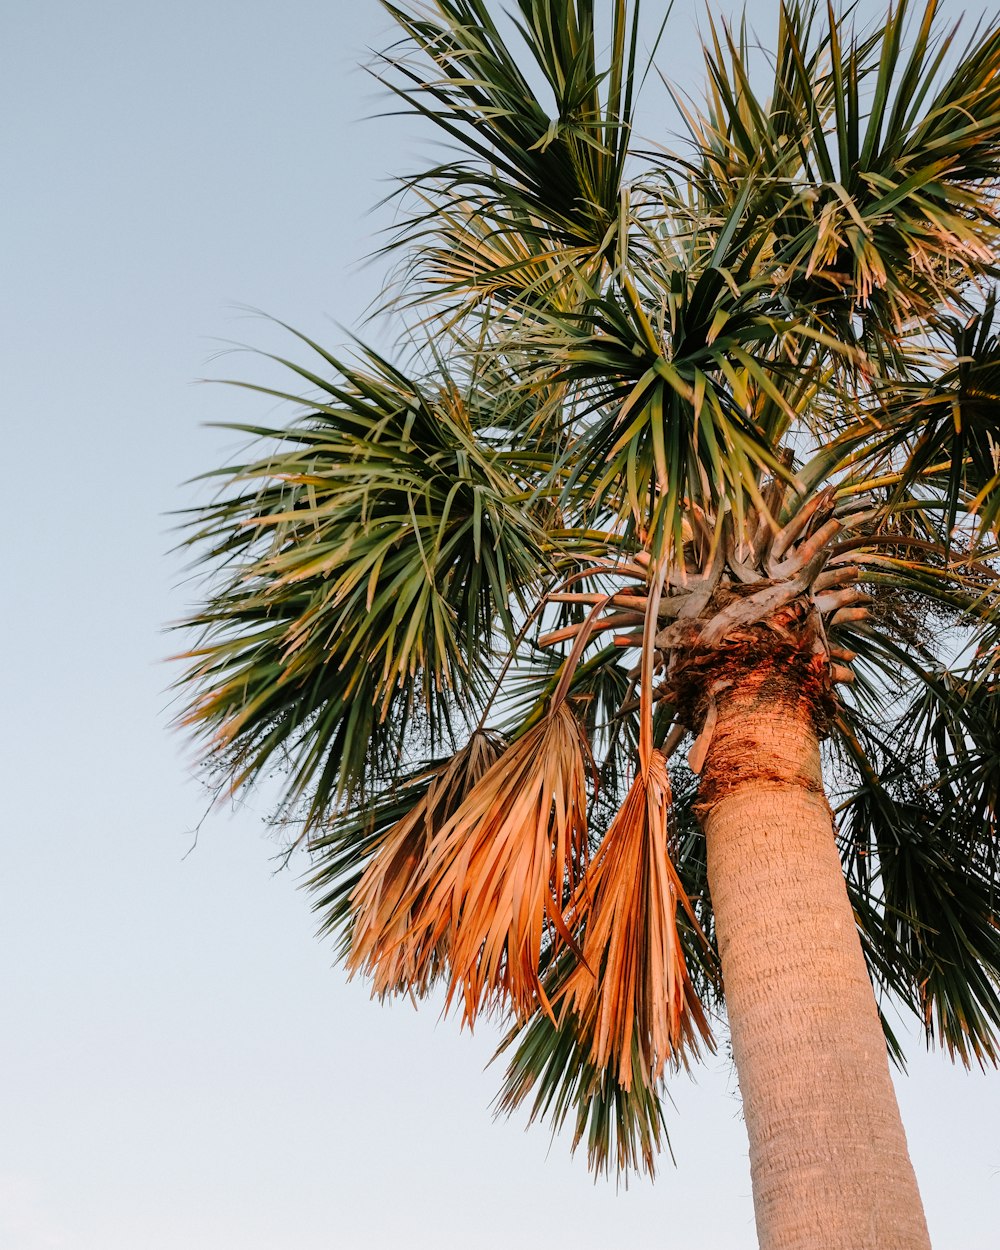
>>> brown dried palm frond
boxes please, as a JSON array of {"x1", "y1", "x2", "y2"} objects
[
  {"x1": 412, "y1": 702, "x2": 592, "y2": 1025},
  {"x1": 346, "y1": 731, "x2": 505, "y2": 998},
  {"x1": 558, "y1": 749, "x2": 713, "y2": 1091}
]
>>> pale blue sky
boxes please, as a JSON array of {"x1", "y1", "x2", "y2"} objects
[{"x1": 3, "y1": 2, "x2": 998, "y2": 1247}]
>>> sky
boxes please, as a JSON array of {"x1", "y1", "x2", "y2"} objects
[{"x1": 3, "y1": 1, "x2": 999, "y2": 1247}]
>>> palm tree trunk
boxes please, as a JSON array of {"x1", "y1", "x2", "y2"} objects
[{"x1": 699, "y1": 670, "x2": 931, "y2": 1250}]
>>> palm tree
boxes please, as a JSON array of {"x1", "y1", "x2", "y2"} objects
[{"x1": 178, "y1": 1, "x2": 1000, "y2": 1245}]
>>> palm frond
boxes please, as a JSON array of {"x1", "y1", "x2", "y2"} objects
[
  {"x1": 904, "y1": 660, "x2": 1000, "y2": 849},
  {"x1": 378, "y1": 0, "x2": 654, "y2": 259},
  {"x1": 495, "y1": 998, "x2": 672, "y2": 1179},
  {"x1": 557, "y1": 750, "x2": 713, "y2": 1089},
  {"x1": 400, "y1": 700, "x2": 592, "y2": 1022},
  {"x1": 176, "y1": 337, "x2": 547, "y2": 825},
  {"x1": 308, "y1": 766, "x2": 431, "y2": 960},
  {"x1": 346, "y1": 730, "x2": 506, "y2": 996},
  {"x1": 836, "y1": 705, "x2": 1000, "y2": 1067},
  {"x1": 880, "y1": 294, "x2": 1000, "y2": 537},
  {"x1": 676, "y1": 0, "x2": 1000, "y2": 348},
  {"x1": 530, "y1": 278, "x2": 806, "y2": 553}
]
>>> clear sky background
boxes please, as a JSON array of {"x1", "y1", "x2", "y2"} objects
[{"x1": 4, "y1": 2, "x2": 998, "y2": 1247}]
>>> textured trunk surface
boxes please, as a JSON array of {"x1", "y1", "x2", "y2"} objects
[{"x1": 700, "y1": 673, "x2": 930, "y2": 1250}]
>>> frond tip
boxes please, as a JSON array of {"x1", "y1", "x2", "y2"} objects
[{"x1": 495, "y1": 1004, "x2": 674, "y2": 1180}]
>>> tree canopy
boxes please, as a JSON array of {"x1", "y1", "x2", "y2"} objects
[{"x1": 178, "y1": 0, "x2": 1000, "y2": 1179}]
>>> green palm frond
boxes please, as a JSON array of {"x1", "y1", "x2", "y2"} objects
[
  {"x1": 876, "y1": 294, "x2": 1000, "y2": 537},
  {"x1": 177, "y1": 336, "x2": 548, "y2": 826},
  {"x1": 674, "y1": 0, "x2": 1000, "y2": 351},
  {"x1": 905, "y1": 659, "x2": 1000, "y2": 846},
  {"x1": 495, "y1": 998, "x2": 673, "y2": 1179},
  {"x1": 379, "y1": 0, "x2": 656, "y2": 257},
  {"x1": 668, "y1": 0, "x2": 848, "y2": 213},
  {"x1": 524, "y1": 276, "x2": 815, "y2": 552},
  {"x1": 836, "y1": 688, "x2": 1000, "y2": 1067}
]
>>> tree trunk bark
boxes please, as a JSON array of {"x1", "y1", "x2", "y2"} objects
[{"x1": 699, "y1": 671, "x2": 931, "y2": 1250}]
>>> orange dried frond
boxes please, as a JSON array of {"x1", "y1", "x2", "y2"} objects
[
  {"x1": 559, "y1": 750, "x2": 712, "y2": 1090},
  {"x1": 346, "y1": 731, "x2": 504, "y2": 998},
  {"x1": 416, "y1": 702, "x2": 592, "y2": 1025}
]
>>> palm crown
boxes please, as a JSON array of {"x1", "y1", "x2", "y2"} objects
[{"x1": 179, "y1": 0, "x2": 1000, "y2": 1199}]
